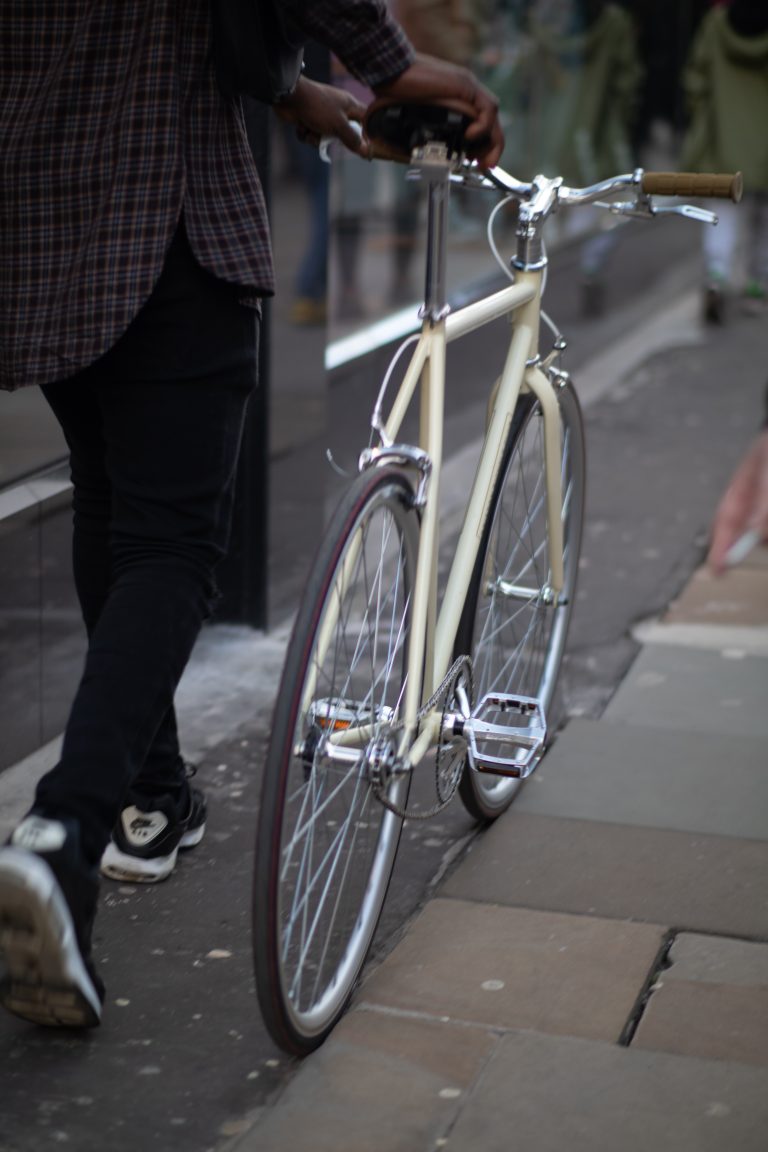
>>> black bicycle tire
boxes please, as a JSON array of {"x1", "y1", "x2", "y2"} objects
[{"x1": 253, "y1": 466, "x2": 420, "y2": 1055}]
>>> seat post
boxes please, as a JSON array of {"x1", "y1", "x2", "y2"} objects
[{"x1": 410, "y1": 143, "x2": 453, "y2": 323}]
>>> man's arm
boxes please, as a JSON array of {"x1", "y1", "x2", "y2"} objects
[
  {"x1": 281, "y1": 1, "x2": 503, "y2": 167},
  {"x1": 283, "y1": 0, "x2": 415, "y2": 89},
  {"x1": 708, "y1": 384, "x2": 768, "y2": 573},
  {"x1": 274, "y1": 77, "x2": 369, "y2": 153},
  {"x1": 708, "y1": 429, "x2": 768, "y2": 573}
]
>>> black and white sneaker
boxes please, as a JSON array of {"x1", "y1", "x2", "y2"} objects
[
  {"x1": 100, "y1": 786, "x2": 207, "y2": 884},
  {"x1": 0, "y1": 816, "x2": 104, "y2": 1028}
]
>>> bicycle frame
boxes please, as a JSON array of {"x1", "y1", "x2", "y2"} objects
[
  {"x1": 300, "y1": 159, "x2": 728, "y2": 769},
  {"x1": 341, "y1": 147, "x2": 568, "y2": 771},
  {"x1": 255, "y1": 144, "x2": 741, "y2": 1056},
  {"x1": 366, "y1": 272, "x2": 565, "y2": 770}
]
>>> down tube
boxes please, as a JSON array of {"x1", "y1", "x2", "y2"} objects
[
  {"x1": 433, "y1": 322, "x2": 533, "y2": 680},
  {"x1": 523, "y1": 365, "x2": 564, "y2": 594},
  {"x1": 400, "y1": 323, "x2": 446, "y2": 750}
]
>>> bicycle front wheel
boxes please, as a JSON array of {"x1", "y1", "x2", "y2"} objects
[
  {"x1": 253, "y1": 467, "x2": 420, "y2": 1055},
  {"x1": 456, "y1": 379, "x2": 586, "y2": 821}
]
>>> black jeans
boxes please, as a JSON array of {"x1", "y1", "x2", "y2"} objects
[{"x1": 37, "y1": 222, "x2": 259, "y2": 866}]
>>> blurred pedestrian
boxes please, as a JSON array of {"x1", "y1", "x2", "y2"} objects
[
  {"x1": 288, "y1": 43, "x2": 332, "y2": 328},
  {"x1": 482, "y1": 1, "x2": 642, "y2": 315},
  {"x1": 329, "y1": 61, "x2": 378, "y2": 323},
  {"x1": 681, "y1": 0, "x2": 768, "y2": 323},
  {"x1": 556, "y1": 0, "x2": 643, "y2": 314},
  {"x1": 0, "y1": 1, "x2": 503, "y2": 1029}
]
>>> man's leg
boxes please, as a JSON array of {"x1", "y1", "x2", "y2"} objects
[
  {"x1": 744, "y1": 192, "x2": 768, "y2": 314},
  {"x1": 0, "y1": 222, "x2": 259, "y2": 1025},
  {"x1": 44, "y1": 365, "x2": 253, "y2": 876},
  {"x1": 702, "y1": 198, "x2": 740, "y2": 323},
  {"x1": 41, "y1": 378, "x2": 189, "y2": 805}
]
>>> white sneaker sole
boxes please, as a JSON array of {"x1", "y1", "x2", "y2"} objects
[
  {"x1": 0, "y1": 849, "x2": 101, "y2": 1028},
  {"x1": 100, "y1": 822, "x2": 206, "y2": 884}
]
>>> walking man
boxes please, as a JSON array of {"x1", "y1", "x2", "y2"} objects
[{"x1": 0, "y1": 0, "x2": 502, "y2": 1028}]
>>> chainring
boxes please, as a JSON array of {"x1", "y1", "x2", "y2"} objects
[
  {"x1": 371, "y1": 656, "x2": 473, "y2": 821},
  {"x1": 435, "y1": 661, "x2": 473, "y2": 805}
]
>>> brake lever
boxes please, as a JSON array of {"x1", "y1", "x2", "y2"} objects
[
  {"x1": 595, "y1": 198, "x2": 718, "y2": 226},
  {"x1": 654, "y1": 203, "x2": 718, "y2": 225},
  {"x1": 593, "y1": 197, "x2": 653, "y2": 219}
]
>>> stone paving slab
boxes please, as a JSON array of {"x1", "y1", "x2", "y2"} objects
[
  {"x1": 602, "y1": 644, "x2": 768, "y2": 739},
  {"x1": 633, "y1": 934, "x2": 768, "y2": 1066},
  {"x1": 445, "y1": 1030, "x2": 768, "y2": 1152},
  {"x1": 513, "y1": 718, "x2": 768, "y2": 840},
  {"x1": 664, "y1": 565, "x2": 768, "y2": 628},
  {"x1": 443, "y1": 812, "x2": 768, "y2": 939},
  {"x1": 358, "y1": 899, "x2": 664, "y2": 1042},
  {"x1": 234, "y1": 1009, "x2": 498, "y2": 1152},
  {"x1": 663, "y1": 933, "x2": 768, "y2": 984},
  {"x1": 743, "y1": 545, "x2": 768, "y2": 571},
  {"x1": 632, "y1": 618, "x2": 768, "y2": 657},
  {"x1": 635, "y1": 982, "x2": 768, "y2": 1067}
]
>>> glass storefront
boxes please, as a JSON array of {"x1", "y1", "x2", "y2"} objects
[
  {"x1": 0, "y1": 384, "x2": 67, "y2": 490},
  {"x1": 321, "y1": 0, "x2": 711, "y2": 341}
]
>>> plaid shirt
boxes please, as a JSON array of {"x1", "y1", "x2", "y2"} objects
[{"x1": 0, "y1": 1, "x2": 413, "y2": 391}]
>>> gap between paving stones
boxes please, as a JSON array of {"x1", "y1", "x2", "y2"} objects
[
  {"x1": 618, "y1": 930, "x2": 676, "y2": 1047},
  {"x1": 620, "y1": 924, "x2": 768, "y2": 1056},
  {"x1": 358, "y1": 916, "x2": 684, "y2": 1054}
]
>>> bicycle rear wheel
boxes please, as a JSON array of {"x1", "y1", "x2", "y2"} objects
[
  {"x1": 455, "y1": 379, "x2": 585, "y2": 821},
  {"x1": 253, "y1": 467, "x2": 420, "y2": 1055}
]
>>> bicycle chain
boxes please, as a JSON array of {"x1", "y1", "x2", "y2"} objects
[{"x1": 371, "y1": 655, "x2": 473, "y2": 821}]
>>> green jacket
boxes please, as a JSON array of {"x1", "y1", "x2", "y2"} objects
[
  {"x1": 491, "y1": 5, "x2": 642, "y2": 183},
  {"x1": 682, "y1": 8, "x2": 768, "y2": 192},
  {"x1": 555, "y1": 5, "x2": 642, "y2": 185}
]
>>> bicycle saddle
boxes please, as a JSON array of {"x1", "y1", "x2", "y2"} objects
[{"x1": 363, "y1": 98, "x2": 477, "y2": 163}]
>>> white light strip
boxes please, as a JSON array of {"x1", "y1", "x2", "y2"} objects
[
  {"x1": 324, "y1": 305, "x2": 421, "y2": 371},
  {"x1": 0, "y1": 471, "x2": 71, "y2": 521}
]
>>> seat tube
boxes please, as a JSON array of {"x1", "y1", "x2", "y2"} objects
[
  {"x1": 417, "y1": 144, "x2": 453, "y2": 324},
  {"x1": 423, "y1": 180, "x2": 449, "y2": 320}
]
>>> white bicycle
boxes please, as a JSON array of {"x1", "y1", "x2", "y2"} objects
[{"x1": 252, "y1": 99, "x2": 742, "y2": 1054}]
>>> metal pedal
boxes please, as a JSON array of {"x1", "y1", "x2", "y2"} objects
[
  {"x1": 308, "y1": 698, "x2": 395, "y2": 733},
  {"x1": 463, "y1": 692, "x2": 547, "y2": 778}
]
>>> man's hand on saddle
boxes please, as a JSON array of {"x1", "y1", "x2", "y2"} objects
[
  {"x1": 277, "y1": 53, "x2": 504, "y2": 170},
  {"x1": 275, "y1": 76, "x2": 369, "y2": 155},
  {"x1": 373, "y1": 52, "x2": 504, "y2": 169}
]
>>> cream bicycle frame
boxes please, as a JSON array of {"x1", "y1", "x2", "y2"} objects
[
  {"x1": 299, "y1": 158, "x2": 729, "y2": 769},
  {"x1": 355, "y1": 266, "x2": 566, "y2": 771}
]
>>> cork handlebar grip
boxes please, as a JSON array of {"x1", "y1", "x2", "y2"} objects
[{"x1": 641, "y1": 171, "x2": 743, "y2": 203}]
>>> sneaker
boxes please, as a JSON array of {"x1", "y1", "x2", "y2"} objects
[
  {"x1": 0, "y1": 816, "x2": 104, "y2": 1028},
  {"x1": 100, "y1": 785, "x2": 206, "y2": 884}
]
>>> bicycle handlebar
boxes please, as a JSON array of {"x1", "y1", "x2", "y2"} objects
[
  {"x1": 640, "y1": 171, "x2": 743, "y2": 203},
  {"x1": 361, "y1": 99, "x2": 743, "y2": 209},
  {"x1": 479, "y1": 167, "x2": 743, "y2": 208}
]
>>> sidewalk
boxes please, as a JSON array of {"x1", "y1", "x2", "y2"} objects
[
  {"x1": 2, "y1": 257, "x2": 767, "y2": 1151},
  {"x1": 233, "y1": 295, "x2": 768, "y2": 1150},
  {"x1": 237, "y1": 526, "x2": 768, "y2": 1152}
]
